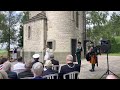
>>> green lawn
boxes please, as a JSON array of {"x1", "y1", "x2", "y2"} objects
[
  {"x1": 109, "y1": 53, "x2": 120, "y2": 56},
  {"x1": 0, "y1": 50, "x2": 8, "y2": 57}
]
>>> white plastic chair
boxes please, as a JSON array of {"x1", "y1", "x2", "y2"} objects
[
  {"x1": 52, "y1": 65, "x2": 59, "y2": 71},
  {"x1": 43, "y1": 74, "x2": 58, "y2": 79},
  {"x1": 63, "y1": 71, "x2": 80, "y2": 79}
]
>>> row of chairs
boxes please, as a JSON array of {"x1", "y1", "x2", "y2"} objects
[
  {"x1": 45, "y1": 65, "x2": 79, "y2": 79},
  {"x1": 21, "y1": 71, "x2": 79, "y2": 79},
  {"x1": 21, "y1": 65, "x2": 80, "y2": 79},
  {"x1": 43, "y1": 71, "x2": 80, "y2": 79}
]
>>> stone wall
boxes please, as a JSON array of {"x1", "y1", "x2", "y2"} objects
[{"x1": 23, "y1": 11, "x2": 84, "y2": 63}]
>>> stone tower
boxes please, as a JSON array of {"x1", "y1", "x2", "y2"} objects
[{"x1": 23, "y1": 11, "x2": 85, "y2": 63}]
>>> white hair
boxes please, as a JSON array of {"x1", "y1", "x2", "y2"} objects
[
  {"x1": 106, "y1": 75, "x2": 118, "y2": 79},
  {"x1": 32, "y1": 62, "x2": 43, "y2": 77},
  {"x1": 44, "y1": 60, "x2": 52, "y2": 67},
  {"x1": 66, "y1": 55, "x2": 73, "y2": 61}
]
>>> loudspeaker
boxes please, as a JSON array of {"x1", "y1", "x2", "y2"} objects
[{"x1": 101, "y1": 40, "x2": 111, "y2": 53}]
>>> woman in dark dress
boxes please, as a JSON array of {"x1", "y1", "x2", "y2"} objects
[{"x1": 75, "y1": 42, "x2": 83, "y2": 65}]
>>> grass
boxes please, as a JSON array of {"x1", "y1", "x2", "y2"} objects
[
  {"x1": 109, "y1": 53, "x2": 120, "y2": 56},
  {"x1": 0, "y1": 49, "x2": 8, "y2": 57}
]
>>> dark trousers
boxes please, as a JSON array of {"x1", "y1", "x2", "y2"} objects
[
  {"x1": 92, "y1": 64, "x2": 95, "y2": 70},
  {"x1": 79, "y1": 60, "x2": 81, "y2": 66}
]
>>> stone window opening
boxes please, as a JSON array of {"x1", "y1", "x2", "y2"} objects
[
  {"x1": 47, "y1": 42, "x2": 53, "y2": 49},
  {"x1": 47, "y1": 40, "x2": 55, "y2": 51},
  {"x1": 28, "y1": 26, "x2": 31, "y2": 39},
  {"x1": 76, "y1": 11, "x2": 79, "y2": 28}
]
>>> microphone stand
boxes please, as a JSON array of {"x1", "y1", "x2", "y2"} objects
[{"x1": 100, "y1": 50, "x2": 119, "y2": 79}]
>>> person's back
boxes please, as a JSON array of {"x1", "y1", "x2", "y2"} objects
[
  {"x1": 42, "y1": 68, "x2": 57, "y2": 76},
  {"x1": 2, "y1": 60, "x2": 18, "y2": 79},
  {"x1": 12, "y1": 62, "x2": 25, "y2": 74},
  {"x1": 59, "y1": 63, "x2": 80, "y2": 79},
  {"x1": 49, "y1": 53, "x2": 59, "y2": 65},
  {"x1": 12, "y1": 57, "x2": 25, "y2": 74},
  {"x1": 18, "y1": 70, "x2": 33, "y2": 79},
  {"x1": 59, "y1": 55, "x2": 80, "y2": 79},
  {"x1": 32, "y1": 62, "x2": 44, "y2": 79},
  {"x1": 10, "y1": 60, "x2": 18, "y2": 71},
  {"x1": 18, "y1": 60, "x2": 34, "y2": 79},
  {"x1": 51, "y1": 59, "x2": 59, "y2": 65},
  {"x1": 42, "y1": 60, "x2": 58, "y2": 79},
  {"x1": 6, "y1": 71, "x2": 18, "y2": 79}
]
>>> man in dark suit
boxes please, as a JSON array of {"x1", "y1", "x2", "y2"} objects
[
  {"x1": 50, "y1": 53, "x2": 59, "y2": 65},
  {"x1": 18, "y1": 60, "x2": 34, "y2": 79},
  {"x1": 42, "y1": 60, "x2": 58, "y2": 78},
  {"x1": 59, "y1": 55, "x2": 80, "y2": 79}
]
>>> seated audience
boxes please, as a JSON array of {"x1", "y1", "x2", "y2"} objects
[
  {"x1": 0, "y1": 58, "x2": 8, "y2": 70},
  {"x1": 0, "y1": 70, "x2": 8, "y2": 79},
  {"x1": 32, "y1": 62, "x2": 44, "y2": 79},
  {"x1": 10, "y1": 58, "x2": 15, "y2": 62},
  {"x1": 50, "y1": 53, "x2": 59, "y2": 65},
  {"x1": 106, "y1": 75, "x2": 118, "y2": 79},
  {"x1": 12, "y1": 57, "x2": 25, "y2": 74},
  {"x1": 59, "y1": 55, "x2": 80, "y2": 79},
  {"x1": 18, "y1": 60, "x2": 34, "y2": 79},
  {"x1": 2, "y1": 60, "x2": 18, "y2": 79},
  {"x1": 10, "y1": 58, "x2": 18, "y2": 71},
  {"x1": 42, "y1": 60, "x2": 58, "y2": 77},
  {"x1": 0, "y1": 58, "x2": 8, "y2": 64}
]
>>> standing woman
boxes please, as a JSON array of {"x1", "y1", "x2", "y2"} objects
[
  {"x1": 44, "y1": 45, "x2": 50, "y2": 63},
  {"x1": 75, "y1": 42, "x2": 83, "y2": 65},
  {"x1": 89, "y1": 43, "x2": 97, "y2": 72}
]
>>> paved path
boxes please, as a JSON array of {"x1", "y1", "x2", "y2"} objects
[{"x1": 78, "y1": 55, "x2": 120, "y2": 79}]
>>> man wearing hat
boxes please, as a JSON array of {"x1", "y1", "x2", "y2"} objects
[{"x1": 32, "y1": 54, "x2": 43, "y2": 66}]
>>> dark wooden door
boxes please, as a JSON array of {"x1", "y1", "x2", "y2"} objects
[{"x1": 71, "y1": 39, "x2": 77, "y2": 62}]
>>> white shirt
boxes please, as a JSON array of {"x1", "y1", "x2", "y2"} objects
[
  {"x1": 12, "y1": 62, "x2": 26, "y2": 74},
  {"x1": 44, "y1": 48, "x2": 50, "y2": 60}
]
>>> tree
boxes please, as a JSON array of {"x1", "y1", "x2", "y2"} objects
[
  {"x1": 17, "y1": 11, "x2": 29, "y2": 48},
  {"x1": 18, "y1": 25, "x2": 23, "y2": 47},
  {"x1": 0, "y1": 11, "x2": 22, "y2": 58},
  {"x1": 109, "y1": 12, "x2": 120, "y2": 36},
  {"x1": 21, "y1": 11, "x2": 29, "y2": 23},
  {"x1": 86, "y1": 11, "x2": 109, "y2": 45}
]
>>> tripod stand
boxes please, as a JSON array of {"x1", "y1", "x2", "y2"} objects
[{"x1": 100, "y1": 51, "x2": 119, "y2": 79}]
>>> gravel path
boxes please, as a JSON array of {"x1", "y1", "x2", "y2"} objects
[{"x1": 78, "y1": 55, "x2": 120, "y2": 79}]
